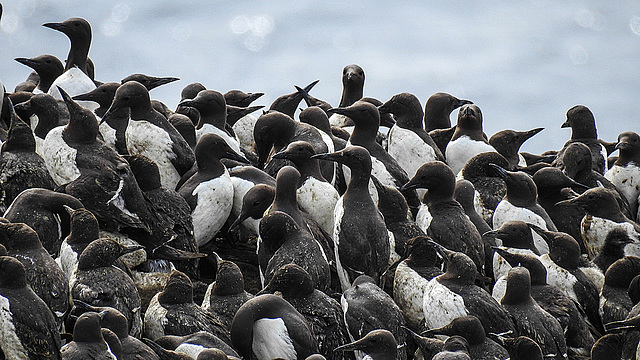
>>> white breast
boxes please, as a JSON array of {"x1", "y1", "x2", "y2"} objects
[
  {"x1": 126, "y1": 120, "x2": 181, "y2": 189},
  {"x1": 175, "y1": 343, "x2": 206, "y2": 358},
  {"x1": 473, "y1": 189, "x2": 495, "y2": 223},
  {"x1": 57, "y1": 239, "x2": 78, "y2": 282},
  {"x1": 233, "y1": 114, "x2": 258, "y2": 155},
  {"x1": 605, "y1": 163, "x2": 640, "y2": 211},
  {"x1": 394, "y1": 261, "x2": 429, "y2": 329},
  {"x1": 297, "y1": 177, "x2": 339, "y2": 237},
  {"x1": 191, "y1": 171, "x2": 234, "y2": 247},
  {"x1": 143, "y1": 293, "x2": 167, "y2": 340},
  {"x1": 329, "y1": 113, "x2": 349, "y2": 127},
  {"x1": 48, "y1": 68, "x2": 98, "y2": 111},
  {"x1": 492, "y1": 275, "x2": 508, "y2": 303},
  {"x1": 445, "y1": 136, "x2": 497, "y2": 175},
  {"x1": 196, "y1": 123, "x2": 241, "y2": 154},
  {"x1": 416, "y1": 204, "x2": 433, "y2": 233},
  {"x1": 35, "y1": 137, "x2": 45, "y2": 159},
  {"x1": 41, "y1": 126, "x2": 81, "y2": 186},
  {"x1": 539, "y1": 254, "x2": 578, "y2": 301},
  {"x1": 422, "y1": 278, "x2": 468, "y2": 330},
  {"x1": 333, "y1": 198, "x2": 352, "y2": 291},
  {"x1": 99, "y1": 122, "x2": 117, "y2": 151},
  {"x1": 0, "y1": 294, "x2": 29, "y2": 359},
  {"x1": 493, "y1": 200, "x2": 550, "y2": 254},
  {"x1": 230, "y1": 177, "x2": 256, "y2": 219},
  {"x1": 388, "y1": 126, "x2": 438, "y2": 179},
  {"x1": 252, "y1": 317, "x2": 297, "y2": 360}
]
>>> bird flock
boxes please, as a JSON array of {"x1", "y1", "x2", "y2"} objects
[{"x1": 0, "y1": 6, "x2": 640, "y2": 360}]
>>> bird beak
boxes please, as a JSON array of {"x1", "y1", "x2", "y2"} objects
[
  {"x1": 312, "y1": 151, "x2": 342, "y2": 164},
  {"x1": 328, "y1": 106, "x2": 354, "y2": 118},
  {"x1": 122, "y1": 244, "x2": 145, "y2": 255},
  {"x1": 147, "y1": 77, "x2": 180, "y2": 90},
  {"x1": 488, "y1": 163, "x2": 510, "y2": 179},
  {"x1": 229, "y1": 213, "x2": 249, "y2": 231},
  {"x1": 455, "y1": 98, "x2": 473, "y2": 108},
  {"x1": 271, "y1": 149, "x2": 290, "y2": 160},
  {"x1": 42, "y1": 22, "x2": 67, "y2": 32}
]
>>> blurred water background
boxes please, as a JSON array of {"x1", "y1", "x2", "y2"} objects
[{"x1": 1, "y1": 0, "x2": 639, "y2": 154}]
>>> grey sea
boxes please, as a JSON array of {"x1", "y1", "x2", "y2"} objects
[{"x1": 1, "y1": 0, "x2": 639, "y2": 154}]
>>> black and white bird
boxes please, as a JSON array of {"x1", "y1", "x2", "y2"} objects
[
  {"x1": 60, "y1": 312, "x2": 117, "y2": 360},
  {"x1": 605, "y1": 131, "x2": 640, "y2": 219},
  {"x1": 554, "y1": 105, "x2": 609, "y2": 175},
  {"x1": 259, "y1": 264, "x2": 353, "y2": 360},
  {"x1": 71, "y1": 238, "x2": 143, "y2": 338},
  {"x1": 402, "y1": 161, "x2": 485, "y2": 272},
  {"x1": 421, "y1": 240, "x2": 515, "y2": 336},
  {"x1": 100, "y1": 80, "x2": 195, "y2": 190},
  {"x1": 144, "y1": 270, "x2": 229, "y2": 343},
  {"x1": 0, "y1": 221, "x2": 70, "y2": 328},
  {"x1": 340, "y1": 275, "x2": 407, "y2": 360},
  {"x1": 0, "y1": 255, "x2": 62, "y2": 359},
  {"x1": 445, "y1": 104, "x2": 497, "y2": 175},
  {"x1": 313, "y1": 146, "x2": 389, "y2": 290},
  {"x1": 177, "y1": 133, "x2": 248, "y2": 247},
  {"x1": 379, "y1": 92, "x2": 443, "y2": 181},
  {"x1": 231, "y1": 293, "x2": 319, "y2": 360},
  {"x1": 500, "y1": 266, "x2": 568, "y2": 360}
]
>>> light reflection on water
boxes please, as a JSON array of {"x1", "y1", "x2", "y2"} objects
[{"x1": 0, "y1": 1, "x2": 639, "y2": 155}]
